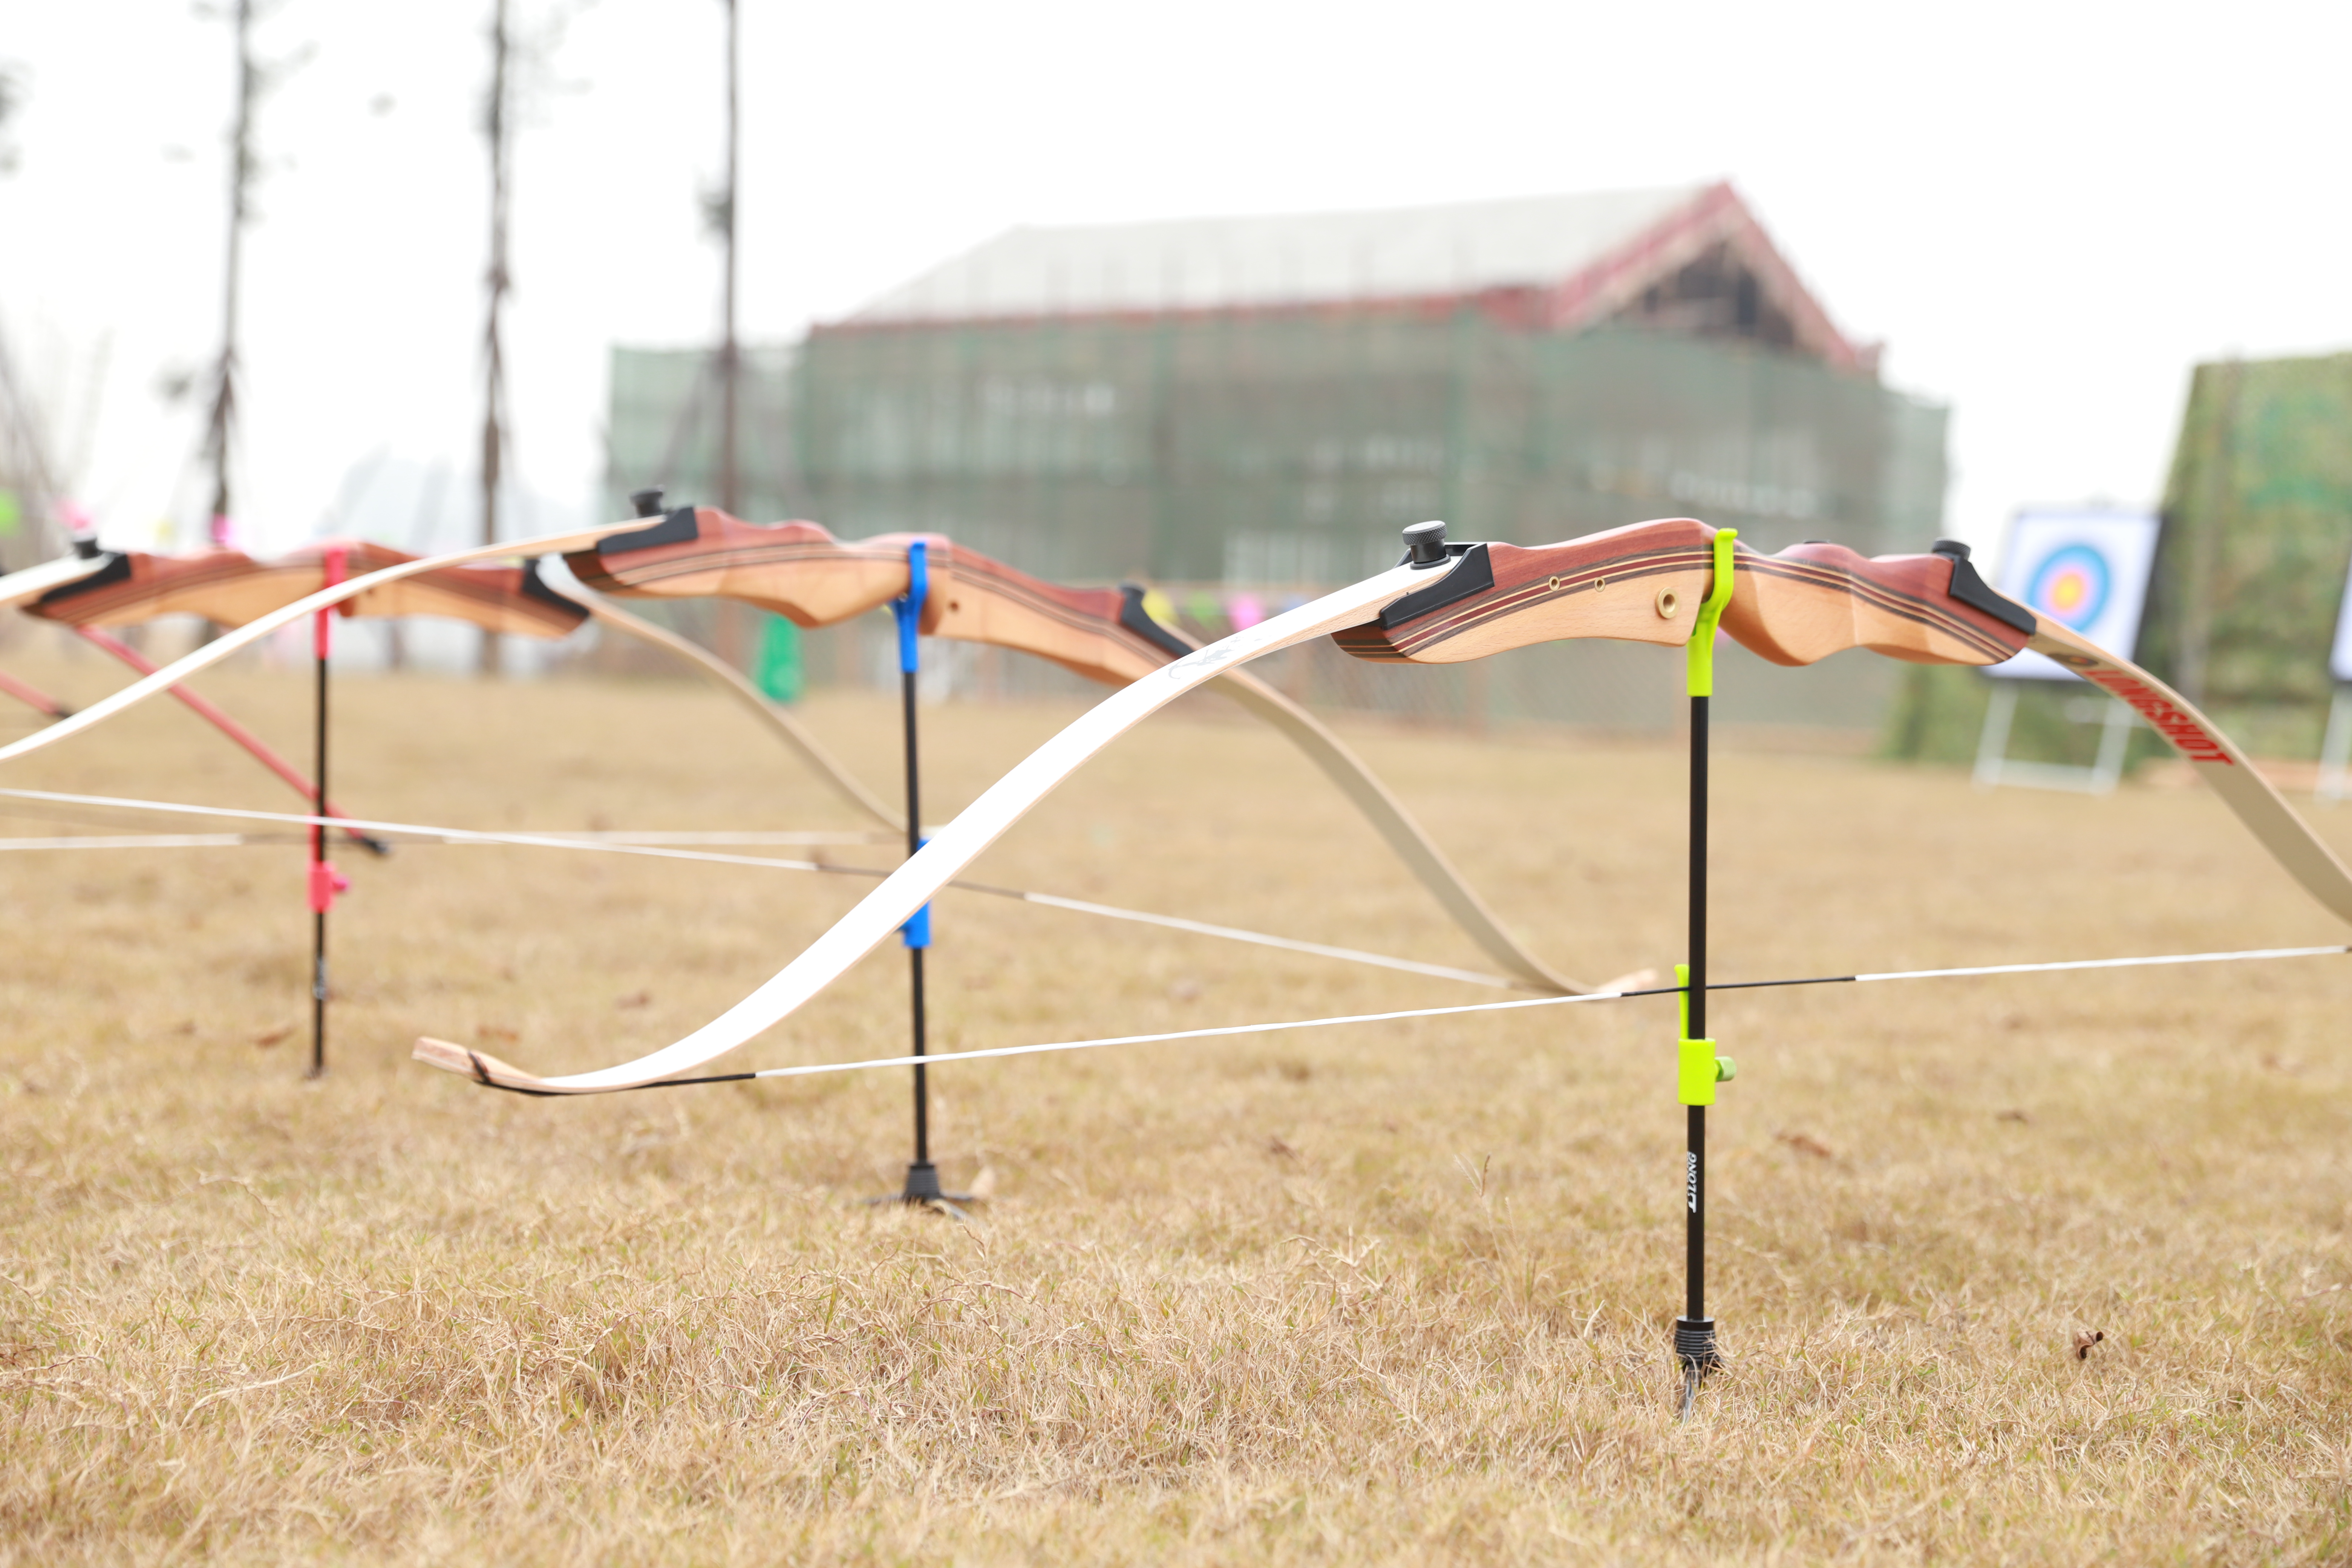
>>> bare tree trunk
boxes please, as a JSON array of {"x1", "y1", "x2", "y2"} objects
[
  {"x1": 201, "y1": 0, "x2": 256, "y2": 551},
  {"x1": 720, "y1": 0, "x2": 739, "y2": 521},
  {"x1": 478, "y1": 0, "x2": 512, "y2": 677},
  {"x1": 713, "y1": 0, "x2": 744, "y2": 668}
]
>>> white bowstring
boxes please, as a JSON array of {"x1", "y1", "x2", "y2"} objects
[
  {"x1": 0, "y1": 786, "x2": 1519, "y2": 990},
  {"x1": 704, "y1": 988, "x2": 1631, "y2": 1082},
  {"x1": 0, "y1": 833, "x2": 251, "y2": 851},
  {"x1": 1853, "y1": 945, "x2": 2348, "y2": 983},
  {"x1": 654, "y1": 941, "x2": 2349, "y2": 1087}
]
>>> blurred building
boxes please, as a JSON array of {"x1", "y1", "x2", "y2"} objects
[{"x1": 608, "y1": 183, "x2": 1949, "y2": 734}]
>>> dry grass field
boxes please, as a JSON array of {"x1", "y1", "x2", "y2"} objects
[{"x1": 0, "y1": 649, "x2": 2347, "y2": 1564}]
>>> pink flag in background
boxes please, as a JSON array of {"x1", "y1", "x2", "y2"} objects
[{"x1": 1227, "y1": 592, "x2": 1264, "y2": 631}]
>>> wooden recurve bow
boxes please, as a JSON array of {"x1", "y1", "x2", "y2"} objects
[
  {"x1": 567, "y1": 507, "x2": 1584, "y2": 991},
  {"x1": 412, "y1": 518, "x2": 2352, "y2": 1095},
  {"x1": 1340, "y1": 519, "x2": 2352, "y2": 925},
  {"x1": 20, "y1": 541, "x2": 590, "y2": 640},
  {"x1": 0, "y1": 519, "x2": 657, "y2": 766},
  {"x1": 10, "y1": 539, "x2": 900, "y2": 835}
]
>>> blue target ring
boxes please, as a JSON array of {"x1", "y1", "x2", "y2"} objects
[{"x1": 2025, "y1": 544, "x2": 2111, "y2": 631}]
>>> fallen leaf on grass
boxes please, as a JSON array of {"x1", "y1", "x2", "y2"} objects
[
  {"x1": 968, "y1": 1166, "x2": 998, "y2": 1198},
  {"x1": 1266, "y1": 1135, "x2": 1300, "y2": 1161},
  {"x1": 478, "y1": 1024, "x2": 519, "y2": 1044},
  {"x1": 2073, "y1": 1329, "x2": 2105, "y2": 1360},
  {"x1": 1776, "y1": 1131, "x2": 1834, "y2": 1160},
  {"x1": 251, "y1": 1027, "x2": 291, "y2": 1049},
  {"x1": 615, "y1": 992, "x2": 651, "y2": 1010},
  {"x1": 1997, "y1": 1109, "x2": 2031, "y2": 1123}
]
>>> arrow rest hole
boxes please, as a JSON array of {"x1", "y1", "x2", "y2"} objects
[{"x1": 1656, "y1": 588, "x2": 1680, "y2": 619}]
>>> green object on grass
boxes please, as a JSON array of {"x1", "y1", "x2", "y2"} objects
[{"x1": 755, "y1": 614, "x2": 804, "y2": 703}]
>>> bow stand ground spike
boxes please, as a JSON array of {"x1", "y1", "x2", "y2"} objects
[
  {"x1": 619, "y1": 491, "x2": 971, "y2": 1213},
  {"x1": 1678, "y1": 526, "x2": 1740, "y2": 1418}
]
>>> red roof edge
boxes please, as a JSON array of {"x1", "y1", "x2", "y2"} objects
[
  {"x1": 1545, "y1": 181, "x2": 1863, "y2": 372},
  {"x1": 812, "y1": 182, "x2": 1868, "y2": 372}
]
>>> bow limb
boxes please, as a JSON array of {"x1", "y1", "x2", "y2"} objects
[
  {"x1": 566, "y1": 512, "x2": 913, "y2": 622},
  {"x1": 68, "y1": 624, "x2": 386, "y2": 853},
  {"x1": 562, "y1": 587, "x2": 905, "y2": 833},
  {"x1": 0, "y1": 522, "x2": 656, "y2": 769},
  {"x1": 0, "y1": 668, "x2": 70, "y2": 719},
  {"x1": 2027, "y1": 620, "x2": 2352, "y2": 923},
  {"x1": 413, "y1": 560, "x2": 1434, "y2": 1093}
]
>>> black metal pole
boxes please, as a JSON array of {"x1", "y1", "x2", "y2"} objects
[
  {"x1": 1676, "y1": 531, "x2": 1738, "y2": 1414},
  {"x1": 1686, "y1": 690, "x2": 1706, "y2": 1324},
  {"x1": 308, "y1": 616, "x2": 329, "y2": 1080},
  {"x1": 901, "y1": 661, "x2": 937, "y2": 1197},
  {"x1": 886, "y1": 542, "x2": 952, "y2": 1208}
]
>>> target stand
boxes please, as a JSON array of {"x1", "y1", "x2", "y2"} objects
[{"x1": 1971, "y1": 682, "x2": 2137, "y2": 795}]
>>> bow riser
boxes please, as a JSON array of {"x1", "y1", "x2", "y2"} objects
[
  {"x1": 568, "y1": 509, "x2": 1183, "y2": 685},
  {"x1": 922, "y1": 552, "x2": 1176, "y2": 687},
  {"x1": 24, "y1": 544, "x2": 588, "y2": 641},
  {"x1": 1333, "y1": 518, "x2": 1717, "y2": 664},
  {"x1": 567, "y1": 514, "x2": 912, "y2": 625},
  {"x1": 29, "y1": 548, "x2": 295, "y2": 628},
  {"x1": 1335, "y1": 523, "x2": 2036, "y2": 671},
  {"x1": 0, "y1": 553, "x2": 110, "y2": 612}
]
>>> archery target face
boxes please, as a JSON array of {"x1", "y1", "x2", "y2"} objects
[{"x1": 1989, "y1": 510, "x2": 2160, "y2": 680}]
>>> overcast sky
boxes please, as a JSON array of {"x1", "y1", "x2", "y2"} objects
[{"x1": 2, "y1": 0, "x2": 2347, "y2": 564}]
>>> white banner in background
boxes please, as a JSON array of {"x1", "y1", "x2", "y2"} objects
[{"x1": 1988, "y1": 509, "x2": 2162, "y2": 681}]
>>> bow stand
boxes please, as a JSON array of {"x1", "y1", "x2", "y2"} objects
[
  {"x1": 872, "y1": 540, "x2": 972, "y2": 1213},
  {"x1": 1677, "y1": 527, "x2": 1740, "y2": 1415},
  {"x1": 307, "y1": 545, "x2": 351, "y2": 1078}
]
